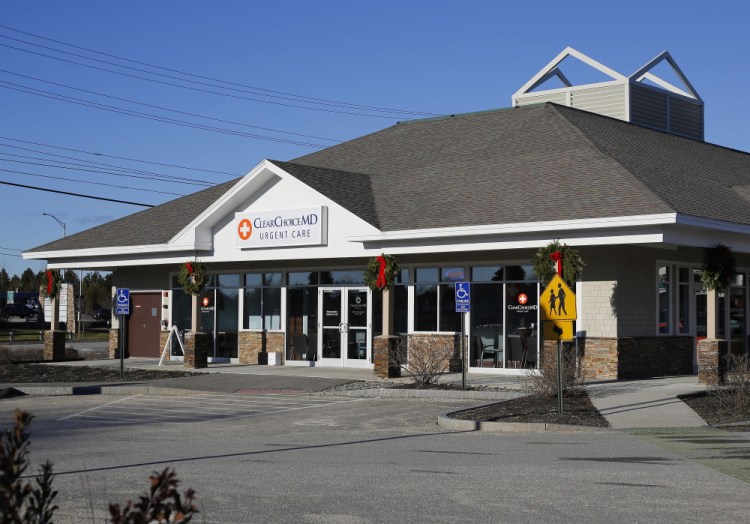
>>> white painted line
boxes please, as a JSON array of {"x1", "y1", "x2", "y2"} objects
[{"x1": 57, "y1": 395, "x2": 141, "y2": 421}]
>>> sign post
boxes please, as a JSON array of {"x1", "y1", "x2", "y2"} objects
[
  {"x1": 115, "y1": 288, "x2": 130, "y2": 379},
  {"x1": 455, "y1": 282, "x2": 471, "y2": 390},
  {"x1": 539, "y1": 274, "x2": 577, "y2": 416}
]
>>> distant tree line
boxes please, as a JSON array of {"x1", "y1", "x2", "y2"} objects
[{"x1": 0, "y1": 267, "x2": 113, "y2": 314}]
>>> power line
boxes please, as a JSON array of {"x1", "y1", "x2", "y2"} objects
[
  {"x1": 0, "y1": 246, "x2": 22, "y2": 251},
  {"x1": 0, "y1": 166, "x2": 186, "y2": 196},
  {"x1": 0, "y1": 68, "x2": 341, "y2": 143},
  {"x1": 0, "y1": 25, "x2": 438, "y2": 117},
  {"x1": 0, "y1": 151, "x2": 214, "y2": 187},
  {"x1": 0, "y1": 80, "x2": 330, "y2": 147},
  {"x1": 0, "y1": 40, "x2": 408, "y2": 120},
  {"x1": 0, "y1": 135, "x2": 239, "y2": 177},
  {"x1": 0, "y1": 180, "x2": 154, "y2": 207}
]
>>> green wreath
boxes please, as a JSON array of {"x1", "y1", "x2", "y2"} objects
[
  {"x1": 700, "y1": 243, "x2": 736, "y2": 291},
  {"x1": 40, "y1": 268, "x2": 63, "y2": 301},
  {"x1": 533, "y1": 240, "x2": 585, "y2": 288},
  {"x1": 178, "y1": 260, "x2": 208, "y2": 295},
  {"x1": 365, "y1": 254, "x2": 399, "y2": 291}
]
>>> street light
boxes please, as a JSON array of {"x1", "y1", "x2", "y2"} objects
[{"x1": 42, "y1": 213, "x2": 66, "y2": 237}]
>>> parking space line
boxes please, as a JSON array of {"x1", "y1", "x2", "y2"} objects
[{"x1": 57, "y1": 394, "x2": 365, "y2": 425}]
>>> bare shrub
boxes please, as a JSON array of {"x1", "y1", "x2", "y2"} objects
[
  {"x1": 391, "y1": 336, "x2": 455, "y2": 387},
  {"x1": 707, "y1": 353, "x2": 750, "y2": 420},
  {"x1": 523, "y1": 343, "x2": 583, "y2": 398}
]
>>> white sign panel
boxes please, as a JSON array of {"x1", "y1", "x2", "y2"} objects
[{"x1": 235, "y1": 207, "x2": 327, "y2": 249}]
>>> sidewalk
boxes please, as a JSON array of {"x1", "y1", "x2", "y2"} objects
[{"x1": 586, "y1": 375, "x2": 707, "y2": 428}]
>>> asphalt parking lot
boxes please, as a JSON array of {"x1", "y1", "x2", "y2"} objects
[{"x1": 3, "y1": 393, "x2": 748, "y2": 523}]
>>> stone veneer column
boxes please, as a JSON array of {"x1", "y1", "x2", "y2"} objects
[
  {"x1": 184, "y1": 332, "x2": 209, "y2": 369},
  {"x1": 43, "y1": 330, "x2": 66, "y2": 361},
  {"x1": 239, "y1": 331, "x2": 263, "y2": 364},
  {"x1": 374, "y1": 335, "x2": 401, "y2": 378},
  {"x1": 159, "y1": 331, "x2": 171, "y2": 361},
  {"x1": 108, "y1": 328, "x2": 119, "y2": 359},
  {"x1": 577, "y1": 337, "x2": 618, "y2": 379},
  {"x1": 697, "y1": 338, "x2": 728, "y2": 384}
]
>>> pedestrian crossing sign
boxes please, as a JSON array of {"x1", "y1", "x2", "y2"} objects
[{"x1": 540, "y1": 274, "x2": 576, "y2": 321}]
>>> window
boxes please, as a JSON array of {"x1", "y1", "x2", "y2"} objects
[
  {"x1": 243, "y1": 272, "x2": 281, "y2": 330},
  {"x1": 658, "y1": 266, "x2": 670, "y2": 334},
  {"x1": 414, "y1": 267, "x2": 461, "y2": 332}
]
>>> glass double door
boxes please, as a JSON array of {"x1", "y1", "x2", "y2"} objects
[{"x1": 319, "y1": 287, "x2": 371, "y2": 367}]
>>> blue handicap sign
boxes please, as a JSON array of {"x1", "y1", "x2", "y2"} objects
[
  {"x1": 455, "y1": 282, "x2": 470, "y2": 313},
  {"x1": 115, "y1": 288, "x2": 130, "y2": 315}
]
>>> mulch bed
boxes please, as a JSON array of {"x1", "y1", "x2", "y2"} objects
[
  {"x1": 679, "y1": 391, "x2": 750, "y2": 430},
  {"x1": 0, "y1": 363, "x2": 200, "y2": 383},
  {"x1": 450, "y1": 390, "x2": 609, "y2": 427}
]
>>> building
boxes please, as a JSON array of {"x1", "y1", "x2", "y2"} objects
[{"x1": 24, "y1": 49, "x2": 750, "y2": 379}]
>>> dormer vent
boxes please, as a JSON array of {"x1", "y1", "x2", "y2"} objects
[{"x1": 512, "y1": 47, "x2": 704, "y2": 140}]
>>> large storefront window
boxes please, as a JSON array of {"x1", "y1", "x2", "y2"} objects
[
  {"x1": 658, "y1": 266, "x2": 670, "y2": 334},
  {"x1": 287, "y1": 272, "x2": 318, "y2": 362},
  {"x1": 470, "y1": 266, "x2": 504, "y2": 368},
  {"x1": 243, "y1": 272, "x2": 281, "y2": 330},
  {"x1": 414, "y1": 267, "x2": 461, "y2": 332}
]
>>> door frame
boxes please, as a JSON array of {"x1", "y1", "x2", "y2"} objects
[{"x1": 318, "y1": 287, "x2": 372, "y2": 368}]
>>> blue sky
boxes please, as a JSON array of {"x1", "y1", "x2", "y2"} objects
[{"x1": 1, "y1": 1, "x2": 749, "y2": 277}]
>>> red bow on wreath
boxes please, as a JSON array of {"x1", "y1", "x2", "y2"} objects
[
  {"x1": 549, "y1": 251, "x2": 563, "y2": 276},
  {"x1": 376, "y1": 256, "x2": 387, "y2": 290},
  {"x1": 186, "y1": 262, "x2": 194, "y2": 274},
  {"x1": 46, "y1": 270, "x2": 54, "y2": 295}
]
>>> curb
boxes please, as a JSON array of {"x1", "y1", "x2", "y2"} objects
[
  {"x1": 437, "y1": 413, "x2": 609, "y2": 433},
  {"x1": 332, "y1": 389, "x2": 526, "y2": 400},
  {"x1": 2, "y1": 385, "x2": 208, "y2": 397}
]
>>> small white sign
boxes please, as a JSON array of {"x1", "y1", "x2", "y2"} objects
[{"x1": 235, "y1": 207, "x2": 327, "y2": 249}]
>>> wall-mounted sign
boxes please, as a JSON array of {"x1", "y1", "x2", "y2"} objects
[{"x1": 235, "y1": 207, "x2": 327, "y2": 249}]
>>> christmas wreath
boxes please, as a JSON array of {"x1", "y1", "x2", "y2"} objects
[
  {"x1": 40, "y1": 268, "x2": 63, "y2": 301},
  {"x1": 178, "y1": 260, "x2": 208, "y2": 295},
  {"x1": 365, "y1": 254, "x2": 399, "y2": 291},
  {"x1": 533, "y1": 240, "x2": 585, "y2": 287},
  {"x1": 700, "y1": 243, "x2": 736, "y2": 291}
]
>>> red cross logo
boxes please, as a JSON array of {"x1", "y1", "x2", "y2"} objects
[
  {"x1": 202, "y1": 297, "x2": 210, "y2": 307},
  {"x1": 518, "y1": 293, "x2": 528, "y2": 305},
  {"x1": 238, "y1": 218, "x2": 252, "y2": 240}
]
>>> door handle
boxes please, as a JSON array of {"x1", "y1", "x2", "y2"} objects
[{"x1": 339, "y1": 323, "x2": 348, "y2": 333}]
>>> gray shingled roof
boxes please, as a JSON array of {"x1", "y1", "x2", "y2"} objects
[
  {"x1": 27, "y1": 103, "x2": 750, "y2": 253},
  {"x1": 291, "y1": 103, "x2": 750, "y2": 230},
  {"x1": 29, "y1": 178, "x2": 241, "y2": 252}
]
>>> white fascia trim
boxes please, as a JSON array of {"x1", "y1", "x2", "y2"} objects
[
  {"x1": 166, "y1": 160, "x2": 280, "y2": 246},
  {"x1": 674, "y1": 214, "x2": 750, "y2": 234},
  {"x1": 347, "y1": 214, "x2": 678, "y2": 243},
  {"x1": 513, "y1": 46, "x2": 627, "y2": 100},
  {"x1": 23, "y1": 241, "x2": 213, "y2": 260}
]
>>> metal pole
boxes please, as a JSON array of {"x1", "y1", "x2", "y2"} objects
[
  {"x1": 119, "y1": 313, "x2": 124, "y2": 379},
  {"x1": 461, "y1": 312, "x2": 467, "y2": 390},
  {"x1": 557, "y1": 338, "x2": 564, "y2": 416}
]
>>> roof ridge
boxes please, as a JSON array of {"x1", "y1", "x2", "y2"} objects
[
  {"x1": 547, "y1": 103, "x2": 676, "y2": 213},
  {"x1": 271, "y1": 159, "x2": 374, "y2": 179}
]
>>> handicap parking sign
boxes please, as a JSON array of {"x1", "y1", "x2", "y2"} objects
[
  {"x1": 455, "y1": 282, "x2": 470, "y2": 313},
  {"x1": 115, "y1": 288, "x2": 130, "y2": 315}
]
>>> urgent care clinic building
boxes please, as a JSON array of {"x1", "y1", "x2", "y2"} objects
[{"x1": 25, "y1": 49, "x2": 750, "y2": 379}]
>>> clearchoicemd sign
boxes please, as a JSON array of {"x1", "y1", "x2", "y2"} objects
[{"x1": 235, "y1": 207, "x2": 327, "y2": 249}]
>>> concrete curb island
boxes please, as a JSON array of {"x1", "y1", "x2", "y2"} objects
[{"x1": 437, "y1": 413, "x2": 609, "y2": 433}]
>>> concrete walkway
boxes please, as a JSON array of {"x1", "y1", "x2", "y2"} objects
[{"x1": 586, "y1": 376, "x2": 707, "y2": 428}]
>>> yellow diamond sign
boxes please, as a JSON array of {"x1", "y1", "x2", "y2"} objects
[{"x1": 540, "y1": 274, "x2": 576, "y2": 321}]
